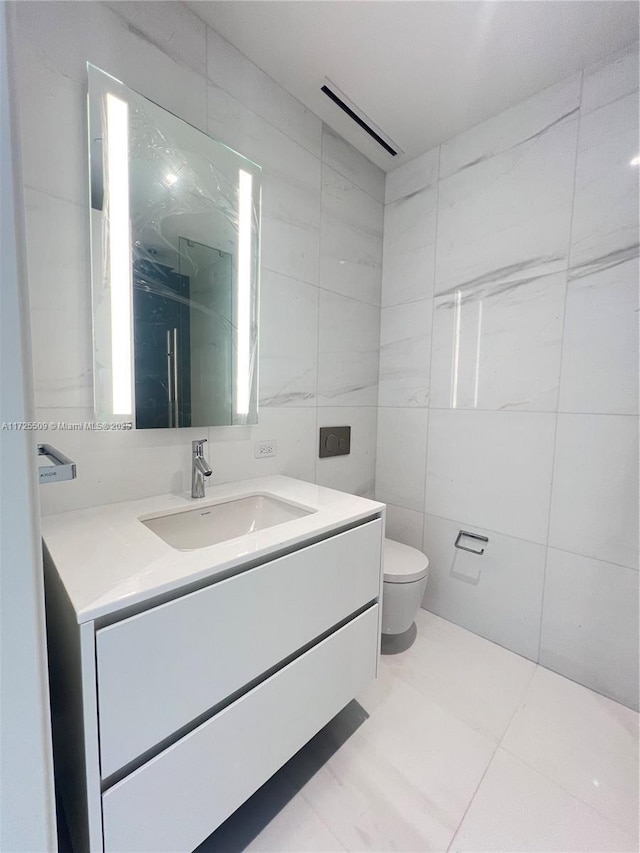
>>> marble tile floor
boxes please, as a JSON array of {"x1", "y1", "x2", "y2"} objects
[{"x1": 199, "y1": 610, "x2": 639, "y2": 853}]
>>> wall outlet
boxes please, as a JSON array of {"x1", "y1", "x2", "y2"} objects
[{"x1": 254, "y1": 440, "x2": 277, "y2": 458}]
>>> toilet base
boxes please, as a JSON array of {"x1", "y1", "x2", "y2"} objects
[
  {"x1": 381, "y1": 575, "x2": 428, "y2": 635},
  {"x1": 380, "y1": 622, "x2": 418, "y2": 655}
]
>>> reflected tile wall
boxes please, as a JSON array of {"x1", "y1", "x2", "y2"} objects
[
  {"x1": 376, "y1": 42, "x2": 639, "y2": 709},
  {"x1": 14, "y1": 1, "x2": 384, "y2": 516}
]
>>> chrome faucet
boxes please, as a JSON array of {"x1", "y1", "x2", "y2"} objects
[{"x1": 191, "y1": 439, "x2": 212, "y2": 499}]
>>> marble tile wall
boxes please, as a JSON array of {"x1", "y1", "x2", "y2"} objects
[
  {"x1": 11, "y1": 1, "x2": 383, "y2": 516},
  {"x1": 376, "y1": 42, "x2": 639, "y2": 710},
  {"x1": 11, "y1": 0, "x2": 638, "y2": 709}
]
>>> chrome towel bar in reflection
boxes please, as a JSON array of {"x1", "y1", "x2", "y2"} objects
[
  {"x1": 454, "y1": 530, "x2": 488, "y2": 556},
  {"x1": 37, "y1": 444, "x2": 77, "y2": 484}
]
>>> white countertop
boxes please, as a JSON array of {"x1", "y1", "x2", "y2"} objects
[{"x1": 41, "y1": 476, "x2": 385, "y2": 624}]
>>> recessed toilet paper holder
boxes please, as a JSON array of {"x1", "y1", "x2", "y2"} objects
[{"x1": 455, "y1": 530, "x2": 488, "y2": 556}]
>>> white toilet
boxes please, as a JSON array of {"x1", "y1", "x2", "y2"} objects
[{"x1": 381, "y1": 538, "x2": 429, "y2": 635}]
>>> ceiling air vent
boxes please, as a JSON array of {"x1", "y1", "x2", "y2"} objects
[{"x1": 321, "y1": 78, "x2": 403, "y2": 157}]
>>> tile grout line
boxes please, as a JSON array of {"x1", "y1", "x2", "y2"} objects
[
  {"x1": 493, "y1": 745, "x2": 640, "y2": 839},
  {"x1": 106, "y1": 1, "x2": 208, "y2": 80},
  {"x1": 293, "y1": 781, "x2": 350, "y2": 853},
  {"x1": 375, "y1": 164, "x2": 439, "y2": 510},
  {"x1": 421, "y1": 145, "x2": 443, "y2": 551},
  {"x1": 313, "y1": 139, "x2": 325, "y2": 487},
  {"x1": 23, "y1": 184, "x2": 88, "y2": 209},
  {"x1": 294, "y1": 778, "x2": 350, "y2": 852},
  {"x1": 319, "y1": 124, "x2": 385, "y2": 204},
  {"x1": 496, "y1": 664, "x2": 539, "y2": 749},
  {"x1": 314, "y1": 280, "x2": 382, "y2": 310},
  {"x1": 381, "y1": 500, "x2": 638, "y2": 572},
  {"x1": 372, "y1": 176, "x2": 388, "y2": 502},
  {"x1": 261, "y1": 264, "x2": 383, "y2": 310},
  {"x1": 370, "y1": 218, "x2": 382, "y2": 499},
  {"x1": 203, "y1": 26, "x2": 226, "y2": 525},
  {"x1": 570, "y1": 78, "x2": 640, "y2": 120},
  {"x1": 378, "y1": 404, "x2": 637, "y2": 416},
  {"x1": 536, "y1": 67, "x2": 586, "y2": 661},
  {"x1": 446, "y1": 661, "x2": 539, "y2": 852},
  {"x1": 445, "y1": 739, "x2": 502, "y2": 852},
  {"x1": 38, "y1": 402, "x2": 639, "y2": 420}
]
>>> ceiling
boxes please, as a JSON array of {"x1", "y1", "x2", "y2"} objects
[{"x1": 187, "y1": 1, "x2": 639, "y2": 172}]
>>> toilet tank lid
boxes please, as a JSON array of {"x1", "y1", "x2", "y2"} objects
[{"x1": 383, "y1": 538, "x2": 429, "y2": 583}]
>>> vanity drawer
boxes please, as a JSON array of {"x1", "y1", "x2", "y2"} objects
[
  {"x1": 96, "y1": 518, "x2": 382, "y2": 779},
  {"x1": 102, "y1": 604, "x2": 379, "y2": 853}
]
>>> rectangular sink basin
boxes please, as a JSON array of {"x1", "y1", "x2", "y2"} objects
[{"x1": 141, "y1": 494, "x2": 314, "y2": 550}]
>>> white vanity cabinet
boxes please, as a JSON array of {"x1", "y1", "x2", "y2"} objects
[{"x1": 42, "y1": 477, "x2": 384, "y2": 853}]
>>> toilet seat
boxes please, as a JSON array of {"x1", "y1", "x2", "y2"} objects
[{"x1": 383, "y1": 538, "x2": 429, "y2": 584}]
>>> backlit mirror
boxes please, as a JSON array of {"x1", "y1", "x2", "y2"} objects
[{"x1": 88, "y1": 64, "x2": 261, "y2": 428}]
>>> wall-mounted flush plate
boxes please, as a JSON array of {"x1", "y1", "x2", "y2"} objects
[{"x1": 319, "y1": 426, "x2": 351, "y2": 458}]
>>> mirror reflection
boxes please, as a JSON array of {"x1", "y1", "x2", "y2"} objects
[{"x1": 88, "y1": 64, "x2": 261, "y2": 428}]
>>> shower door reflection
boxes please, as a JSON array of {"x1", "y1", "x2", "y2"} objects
[
  {"x1": 178, "y1": 238, "x2": 233, "y2": 427},
  {"x1": 132, "y1": 240, "x2": 233, "y2": 429},
  {"x1": 133, "y1": 258, "x2": 191, "y2": 429}
]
